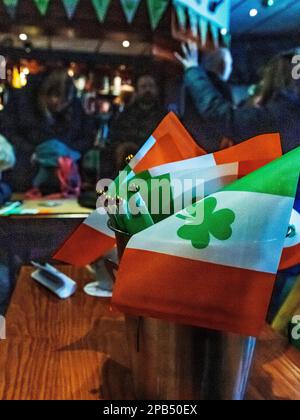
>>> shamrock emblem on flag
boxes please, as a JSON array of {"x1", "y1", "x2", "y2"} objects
[{"x1": 177, "y1": 197, "x2": 235, "y2": 249}]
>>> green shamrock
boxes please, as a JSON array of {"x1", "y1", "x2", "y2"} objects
[{"x1": 177, "y1": 197, "x2": 235, "y2": 249}]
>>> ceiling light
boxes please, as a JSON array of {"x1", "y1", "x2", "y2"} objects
[
  {"x1": 249, "y1": 8, "x2": 258, "y2": 17},
  {"x1": 122, "y1": 40, "x2": 130, "y2": 48},
  {"x1": 19, "y1": 33, "x2": 28, "y2": 41},
  {"x1": 220, "y1": 28, "x2": 228, "y2": 36},
  {"x1": 262, "y1": 0, "x2": 275, "y2": 6}
]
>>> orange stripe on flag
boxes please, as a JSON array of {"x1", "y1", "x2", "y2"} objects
[
  {"x1": 134, "y1": 113, "x2": 206, "y2": 174},
  {"x1": 279, "y1": 243, "x2": 300, "y2": 271},
  {"x1": 53, "y1": 223, "x2": 115, "y2": 267},
  {"x1": 238, "y1": 160, "x2": 273, "y2": 178},
  {"x1": 113, "y1": 249, "x2": 275, "y2": 337},
  {"x1": 214, "y1": 133, "x2": 282, "y2": 165}
]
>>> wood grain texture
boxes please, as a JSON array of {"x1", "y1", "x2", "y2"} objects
[
  {"x1": 246, "y1": 328, "x2": 300, "y2": 400},
  {"x1": 0, "y1": 266, "x2": 299, "y2": 400},
  {"x1": 0, "y1": 266, "x2": 134, "y2": 400}
]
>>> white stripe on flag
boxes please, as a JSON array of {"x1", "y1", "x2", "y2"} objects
[
  {"x1": 148, "y1": 153, "x2": 216, "y2": 177},
  {"x1": 129, "y1": 135, "x2": 156, "y2": 169},
  {"x1": 84, "y1": 210, "x2": 115, "y2": 238},
  {"x1": 284, "y1": 209, "x2": 300, "y2": 248},
  {"x1": 128, "y1": 191, "x2": 293, "y2": 274},
  {"x1": 169, "y1": 162, "x2": 239, "y2": 199}
]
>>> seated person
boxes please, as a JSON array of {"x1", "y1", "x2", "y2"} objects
[{"x1": 2, "y1": 69, "x2": 94, "y2": 191}]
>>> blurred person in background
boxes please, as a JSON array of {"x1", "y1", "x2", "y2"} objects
[
  {"x1": 182, "y1": 46, "x2": 234, "y2": 153},
  {"x1": 0, "y1": 134, "x2": 15, "y2": 205},
  {"x1": 0, "y1": 134, "x2": 15, "y2": 315},
  {"x1": 110, "y1": 74, "x2": 166, "y2": 173},
  {"x1": 176, "y1": 42, "x2": 300, "y2": 154},
  {"x1": 2, "y1": 69, "x2": 94, "y2": 191}
]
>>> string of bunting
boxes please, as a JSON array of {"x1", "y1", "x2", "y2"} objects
[{"x1": 1, "y1": 0, "x2": 231, "y2": 43}]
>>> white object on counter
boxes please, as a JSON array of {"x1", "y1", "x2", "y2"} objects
[{"x1": 31, "y1": 262, "x2": 77, "y2": 299}]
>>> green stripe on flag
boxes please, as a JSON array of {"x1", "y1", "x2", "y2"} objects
[{"x1": 223, "y1": 147, "x2": 300, "y2": 198}]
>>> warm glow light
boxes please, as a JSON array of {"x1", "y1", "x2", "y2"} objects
[
  {"x1": 19, "y1": 33, "x2": 28, "y2": 41},
  {"x1": 22, "y1": 67, "x2": 30, "y2": 75},
  {"x1": 122, "y1": 40, "x2": 130, "y2": 48},
  {"x1": 113, "y1": 76, "x2": 122, "y2": 96},
  {"x1": 68, "y1": 69, "x2": 75, "y2": 78}
]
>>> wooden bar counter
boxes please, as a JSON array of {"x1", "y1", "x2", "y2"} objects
[{"x1": 0, "y1": 266, "x2": 299, "y2": 400}]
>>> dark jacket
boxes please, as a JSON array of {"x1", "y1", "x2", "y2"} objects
[
  {"x1": 2, "y1": 75, "x2": 94, "y2": 191},
  {"x1": 183, "y1": 71, "x2": 233, "y2": 153},
  {"x1": 110, "y1": 101, "x2": 166, "y2": 149},
  {"x1": 184, "y1": 66, "x2": 300, "y2": 154}
]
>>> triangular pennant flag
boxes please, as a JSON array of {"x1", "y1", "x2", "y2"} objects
[
  {"x1": 33, "y1": 0, "x2": 50, "y2": 16},
  {"x1": 92, "y1": 0, "x2": 111, "y2": 22},
  {"x1": 188, "y1": 9, "x2": 198, "y2": 38},
  {"x1": 210, "y1": 22, "x2": 220, "y2": 48},
  {"x1": 174, "y1": 2, "x2": 187, "y2": 30},
  {"x1": 3, "y1": 0, "x2": 18, "y2": 18},
  {"x1": 199, "y1": 17, "x2": 208, "y2": 47},
  {"x1": 62, "y1": 0, "x2": 79, "y2": 19},
  {"x1": 147, "y1": 0, "x2": 169, "y2": 30},
  {"x1": 120, "y1": 0, "x2": 141, "y2": 24},
  {"x1": 222, "y1": 32, "x2": 231, "y2": 48}
]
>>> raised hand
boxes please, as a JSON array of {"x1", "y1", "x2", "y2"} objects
[{"x1": 174, "y1": 41, "x2": 199, "y2": 70}]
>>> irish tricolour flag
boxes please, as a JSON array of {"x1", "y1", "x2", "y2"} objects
[
  {"x1": 113, "y1": 148, "x2": 300, "y2": 337},
  {"x1": 280, "y1": 208, "x2": 300, "y2": 270},
  {"x1": 53, "y1": 113, "x2": 205, "y2": 266},
  {"x1": 54, "y1": 131, "x2": 282, "y2": 266}
]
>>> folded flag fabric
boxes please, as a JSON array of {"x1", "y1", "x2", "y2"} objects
[
  {"x1": 129, "y1": 132, "x2": 282, "y2": 185},
  {"x1": 53, "y1": 210, "x2": 115, "y2": 267},
  {"x1": 53, "y1": 113, "x2": 205, "y2": 266},
  {"x1": 54, "y1": 131, "x2": 282, "y2": 266},
  {"x1": 116, "y1": 133, "x2": 282, "y2": 226},
  {"x1": 279, "y1": 208, "x2": 300, "y2": 271},
  {"x1": 127, "y1": 112, "x2": 206, "y2": 174},
  {"x1": 113, "y1": 147, "x2": 300, "y2": 337}
]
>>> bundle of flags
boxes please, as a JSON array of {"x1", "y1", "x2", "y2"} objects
[
  {"x1": 54, "y1": 113, "x2": 206, "y2": 266},
  {"x1": 54, "y1": 113, "x2": 300, "y2": 337}
]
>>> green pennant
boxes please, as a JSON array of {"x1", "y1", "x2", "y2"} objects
[
  {"x1": 188, "y1": 9, "x2": 198, "y2": 38},
  {"x1": 92, "y1": 0, "x2": 111, "y2": 23},
  {"x1": 147, "y1": 0, "x2": 169, "y2": 31},
  {"x1": 3, "y1": 0, "x2": 18, "y2": 19},
  {"x1": 222, "y1": 32, "x2": 231, "y2": 48},
  {"x1": 210, "y1": 22, "x2": 219, "y2": 48},
  {"x1": 62, "y1": 0, "x2": 79, "y2": 19},
  {"x1": 120, "y1": 0, "x2": 141, "y2": 24},
  {"x1": 33, "y1": 0, "x2": 50, "y2": 16},
  {"x1": 174, "y1": 2, "x2": 187, "y2": 30},
  {"x1": 199, "y1": 17, "x2": 208, "y2": 47}
]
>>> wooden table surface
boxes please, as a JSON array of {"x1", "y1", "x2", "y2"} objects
[
  {"x1": 0, "y1": 266, "x2": 299, "y2": 400},
  {"x1": 0, "y1": 198, "x2": 92, "y2": 219}
]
